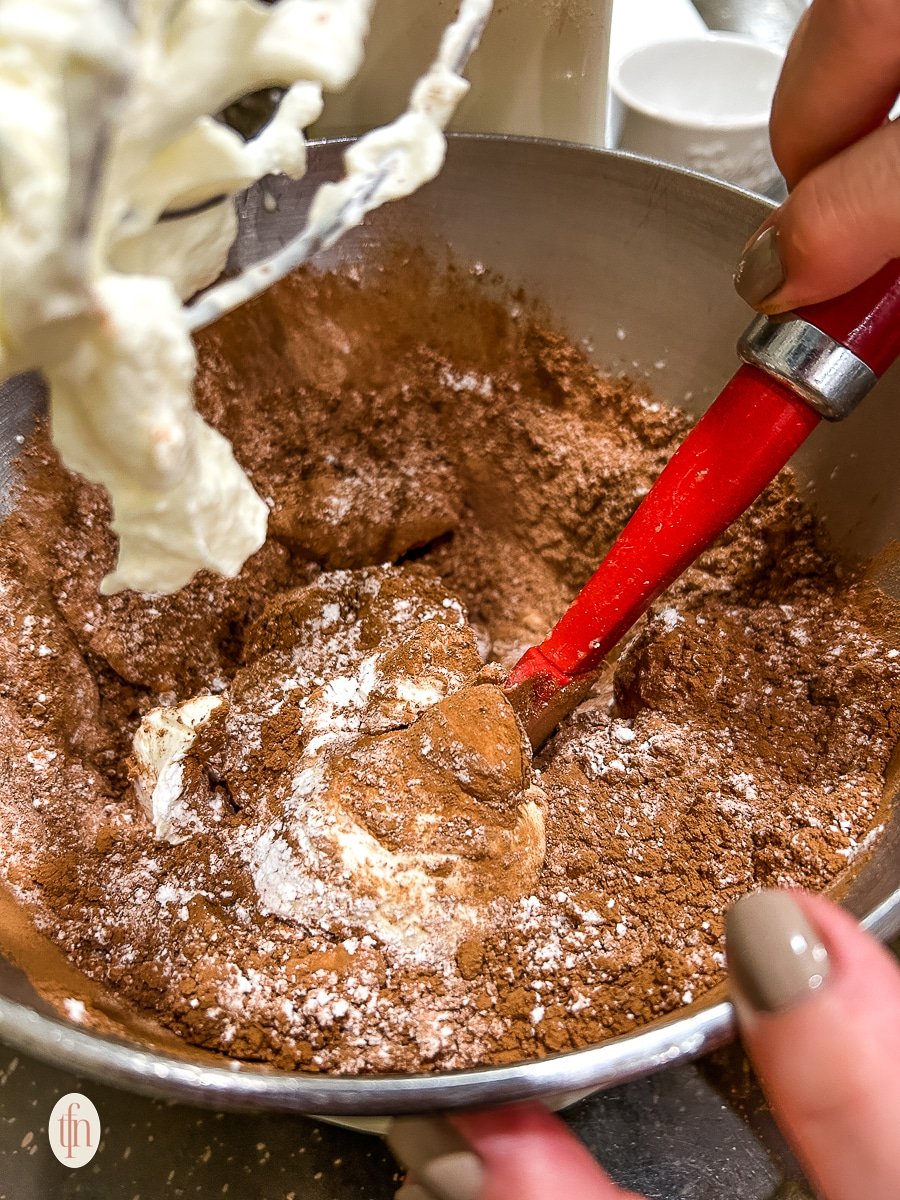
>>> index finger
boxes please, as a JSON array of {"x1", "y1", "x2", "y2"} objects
[
  {"x1": 727, "y1": 890, "x2": 900, "y2": 1200},
  {"x1": 771, "y1": 0, "x2": 900, "y2": 187},
  {"x1": 451, "y1": 1103, "x2": 645, "y2": 1200},
  {"x1": 386, "y1": 1105, "x2": 645, "y2": 1200}
]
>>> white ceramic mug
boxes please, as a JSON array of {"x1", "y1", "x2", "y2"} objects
[{"x1": 610, "y1": 33, "x2": 785, "y2": 193}]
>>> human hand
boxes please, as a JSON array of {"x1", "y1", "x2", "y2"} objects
[
  {"x1": 386, "y1": 889, "x2": 900, "y2": 1200},
  {"x1": 734, "y1": 0, "x2": 900, "y2": 312}
]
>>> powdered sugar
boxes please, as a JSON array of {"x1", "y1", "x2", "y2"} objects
[{"x1": 0, "y1": 259, "x2": 895, "y2": 1075}]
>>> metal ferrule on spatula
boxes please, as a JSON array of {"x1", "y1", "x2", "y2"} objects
[
  {"x1": 737, "y1": 311, "x2": 878, "y2": 420},
  {"x1": 738, "y1": 256, "x2": 900, "y2": 421}
]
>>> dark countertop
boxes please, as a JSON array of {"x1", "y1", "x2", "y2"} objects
[{"x1": 0, "y1": 1038, "x2": 816, "y2": 1200}]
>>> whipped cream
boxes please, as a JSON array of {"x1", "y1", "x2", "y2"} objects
[
  {"x1": 0, "y1": 0, "x2": 491, "y2": 594},
  {"x1": 239, "y1": 658, "x2": 547, "y2": 962},
  {"x1": 132, "y1": 691, "x2": 223, "y2": 843},
  {"x1": 130, "y1": 566, "x2": 546, "y2": 961}
]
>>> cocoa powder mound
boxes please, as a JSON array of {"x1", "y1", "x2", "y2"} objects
[{"x1": 0, "y1": 252, "x2": 897, "y2": 1073}]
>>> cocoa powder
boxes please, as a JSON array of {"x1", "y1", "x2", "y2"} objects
[{"x1": 0, "y1": 252, "x2": 897, "y2": 1073}]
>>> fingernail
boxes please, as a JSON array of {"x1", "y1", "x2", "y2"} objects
[
  {"x1": 734, "y1": 225, "x2": 786, "y2": 307},
  {"x1": 726, "y1": 890, "x2": 830, "y2": 1014},
  {"x1": 396, "y1": 1185, "x2": 437, "y2": 1200},
  {"x1": 387, "y1": 1117, "x2": 483, "y2": 1200}
]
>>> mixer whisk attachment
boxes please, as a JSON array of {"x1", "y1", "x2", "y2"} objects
[{"x1": 0, "y1": 0, "x2": 493, "y2": 596}]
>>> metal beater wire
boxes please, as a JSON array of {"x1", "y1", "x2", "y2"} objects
[{"x1": 184, "y1": 0, "x2": 492, "y2": 334}]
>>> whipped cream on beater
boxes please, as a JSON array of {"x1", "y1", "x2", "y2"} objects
[{"x1": 0, "y1": 0, "x2": 491, "y2": 594}]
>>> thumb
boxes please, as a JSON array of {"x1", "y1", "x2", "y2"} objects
[
  {"x1": 734, "y1": 119, "x2": 900, "y2": 313},
  {"x1": 387, "y1": 1103, "x2": 644, "y2": 1200},
  {"x1": 726, "y1": 888, "x2": 900, "y2": 1200}
]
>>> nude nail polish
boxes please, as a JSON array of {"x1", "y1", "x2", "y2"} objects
[
  {"x1": 395, "y1": 1184, "x2": 437, "y2": 1200},
  {"x1": 734, "y1": 225, "x2": 786, "y2": 307},
  {"x1": 387, "y1": 1117, "x2": 483, "y2": 1200},
  {"x1": 726, "y1": 890, "x2": 830, "y2": 1013}
]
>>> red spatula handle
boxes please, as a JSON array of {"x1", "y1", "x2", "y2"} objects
[
  {"x1": 795, "y1": 257, "x2": 900, "y2": 373},
  {"x1": 739, "y1": 259, "x2": 900, "y2": 420},
  {"x1": 506, "y1": 364, "x2": 820, "y2": 686},
  {"x1": 507, "y1": 260, "x2": 900, "y2": 702}
]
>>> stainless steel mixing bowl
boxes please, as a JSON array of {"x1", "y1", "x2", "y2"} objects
[{"x1": 0, "y1": 138, "x2": 897, "y2": 1115}]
